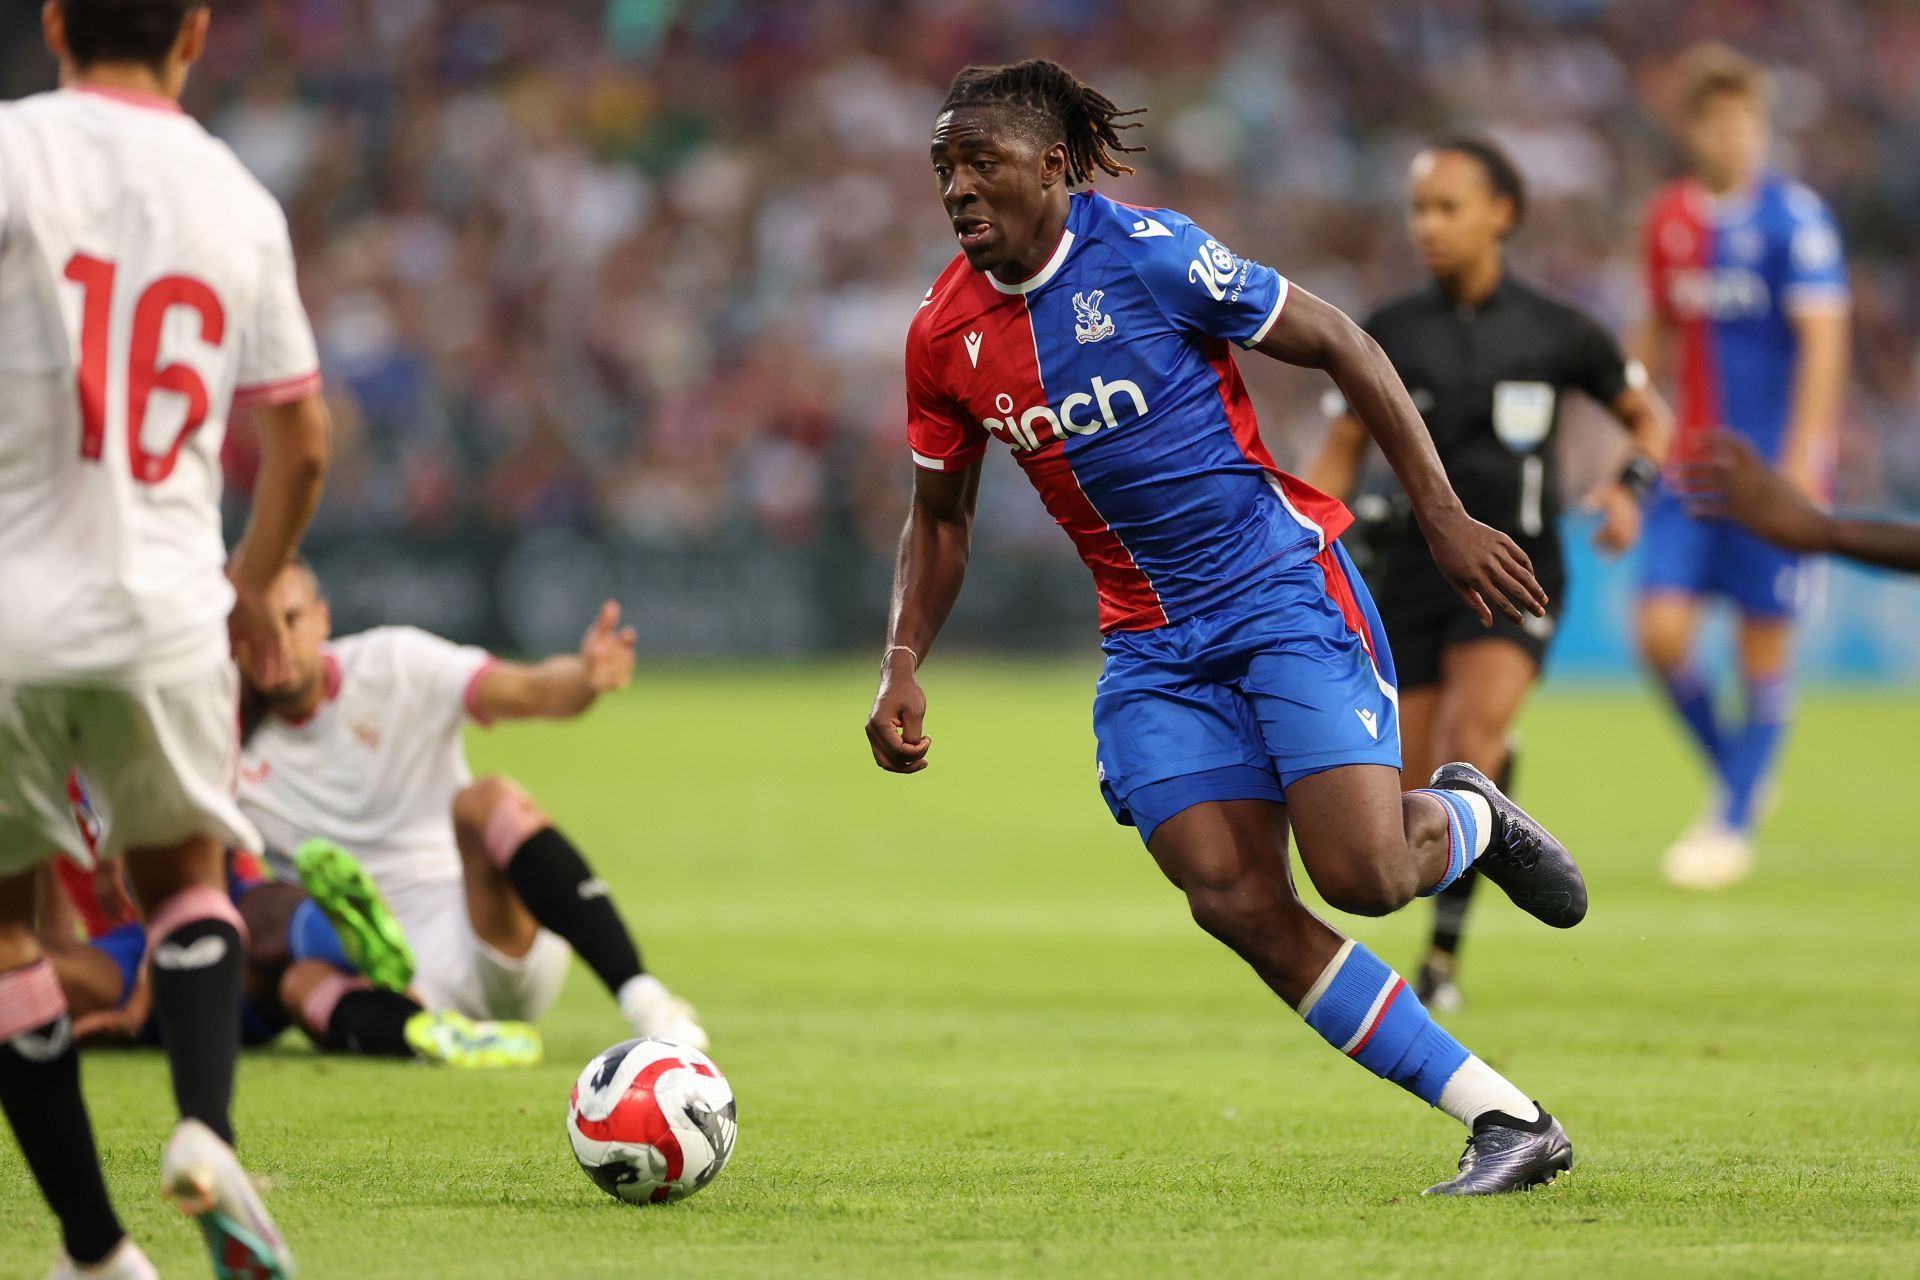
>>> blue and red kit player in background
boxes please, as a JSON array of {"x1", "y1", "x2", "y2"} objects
[
  {"x1": 1636, "y1": 44, "x2": 1851, "y2": 890},
  {"x1": 866, "y1": 60, "x2": 1593, "y2": 1195}
]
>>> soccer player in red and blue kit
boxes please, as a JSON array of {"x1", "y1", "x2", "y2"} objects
[
  {"x1": 1636, "y1": 45, "x2": 1850, "y2": 890},
  {"x1": 864, "y1": 60, "x2": 1588, "y2": 1195}
]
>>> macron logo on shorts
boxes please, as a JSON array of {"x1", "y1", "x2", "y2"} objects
[
  {"x1": 577, "y1": 878, "x2": 609, "y2": 902},
  {"x1": 154, "y1": 936, "x2": 229, "y2": 971},
  {"x1": 1355, "y1": 709, "x2": 1380, "y2": 740}
]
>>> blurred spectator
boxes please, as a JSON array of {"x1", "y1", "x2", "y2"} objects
[{"x1": 8, "y1": 0, "x2": 1917, "y2": 554}]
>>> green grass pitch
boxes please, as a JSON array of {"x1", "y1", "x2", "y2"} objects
[{"x1": 4, "y1": 663, "x2": 1917, "y2": 1278}]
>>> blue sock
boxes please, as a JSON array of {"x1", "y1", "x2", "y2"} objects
[
  {"x1": 1298, "y1": 941, "x2": 1470, "y2": 1107},
  {"x1": 289, "y1": 899, "x2": 356, "y2": 974},
  {"x1": 1659, "y1": 665, "x2": 1728, "y2": 781},
  {"x1": 1410, "y1": 788, "x2": 1483, "y2": 896},
  {"x1": 1722, "y1": 676, "x2": 1791, "y2": 831}
]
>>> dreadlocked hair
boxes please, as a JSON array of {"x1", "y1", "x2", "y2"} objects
[{"x1": 940, "y1": 59, "x2": 1146, "y2": 186}]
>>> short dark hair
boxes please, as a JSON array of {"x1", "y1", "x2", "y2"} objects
[
  {"x1": 59, "y1": 0, "x2": 203, "y2": 71},
  {"x1": 1426, "y1": 134, "x2": 1528, "y2": 233},
  {"x1": 940, "y1": 59, "x2": 1146, "y2": 187},
  {"x1": 1677, "y1": 42, "x2": 1772, "y2": 119}
]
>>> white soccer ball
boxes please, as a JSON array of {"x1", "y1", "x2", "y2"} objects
[{"x1": 566, "y1": 1037, "x2": 737, "y2": 1205}]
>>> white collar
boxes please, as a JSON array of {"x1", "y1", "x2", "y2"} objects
[{"x1": 987, "y1": 228, "x2": 1075, "y2": 296}]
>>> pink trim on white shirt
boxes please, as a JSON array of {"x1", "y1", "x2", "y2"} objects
[
  {"x1": 233, "y1": 370, "x2": 324, "y2": 410},
  {"x1": 71, "y1": 84, "x2": 186, "y2": 115},
  {"x1": 281, "y1": 653, "x2": 342, "y2": 729},
  {"x1": 464, "y1": 657, "x2": 502, "y2": 727}
]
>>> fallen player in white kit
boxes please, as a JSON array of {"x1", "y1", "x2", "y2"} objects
[{"x1": 235, "y1": 561, "x2": 706, "y2": 1047}]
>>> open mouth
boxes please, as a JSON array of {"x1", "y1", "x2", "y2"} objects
[{"x1": 953, "y1": 216, "x2": 992, "y2": 249}]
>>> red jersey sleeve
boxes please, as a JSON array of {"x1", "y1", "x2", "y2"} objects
[{"x1": 904, "y1": 312, "x2": 986, "y2": 473}]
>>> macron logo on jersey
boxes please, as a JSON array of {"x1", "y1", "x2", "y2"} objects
[
  {"x1": 982, "y1": 376, "x2": 1149, "y2": 453},
  {"x1": 1129, "y1": 217, "x2": 1172, "y2": 239},
  {"x1": 963, "y1": 332, "x2": 983, "y2": 367}
]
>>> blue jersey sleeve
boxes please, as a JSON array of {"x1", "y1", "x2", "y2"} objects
[
  {"x1": 1120, "y1": 209, "x2": 1290, "y2": 349},
  {"x1": 1778, "y1": 185, "x2": 1848, "y2": 312}
]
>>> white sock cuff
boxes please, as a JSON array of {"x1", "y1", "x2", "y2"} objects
[
  {"x1": 1294, "y1": 939, "x2": 1355, "y2": 1017},
  {"x1": 1436, "y1": 1054, "x2": 1539, "y2": 1128},
  {"x1": 1458, "y1": 790, "x2": 1494, "y2": 858}
]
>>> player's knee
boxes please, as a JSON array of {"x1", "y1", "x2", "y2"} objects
[
  {"x1": 0, "y1": 924, "x2": 41, "y2": 974},
  {"x1": 1636, "y1": 615, "x2": 1690, "y2": 672},
  {"x1": 453, "y1": 776, "x2": 537, "y2": 841},
  {"x1": 1182, "y1": 870, "x2": 1297, "y2": 951}
]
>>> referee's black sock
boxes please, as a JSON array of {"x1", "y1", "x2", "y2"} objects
[
  {"x1": 505, "y1": 828, "x2": 646, "y2": 997},
  {"x1": 1430, "y1": 870, "x2": 1477, "y2": 958},
  {"x1": 0, "y1": 960, "x2": 126, "y2": 1267},
  {"x1": 1431, "y1": 746, "x2": 1512, "y2": 960}
]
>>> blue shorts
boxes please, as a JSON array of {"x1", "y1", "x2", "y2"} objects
[
  {"x1": 1095, "y1": 542, "x2": 1402, "y2": 844},
  {"x1": 1640, "y1": 487, "x2": 1806, "y2": 619}
]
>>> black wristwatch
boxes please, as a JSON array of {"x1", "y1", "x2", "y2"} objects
[{"x1": 1618, "y1": 454, "x2": 1660, "y2": 505}]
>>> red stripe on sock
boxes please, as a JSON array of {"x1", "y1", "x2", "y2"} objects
[{"x1": 1346, "y1": 978, "x2": 1406, "y2": 1059}]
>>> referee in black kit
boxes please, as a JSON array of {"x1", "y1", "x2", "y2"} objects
[{"x1": 1308, "y1": 137, "x2": 1671, "y2": 1011}]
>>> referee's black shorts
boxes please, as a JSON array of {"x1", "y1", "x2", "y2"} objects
[{"x1": 1375, "y1": 559, "x2": 1564, "y2": 692}]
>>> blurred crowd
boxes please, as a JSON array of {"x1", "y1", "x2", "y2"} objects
[{"x1": 7, "y1": 0, "x2": 1920, "y2": 555}]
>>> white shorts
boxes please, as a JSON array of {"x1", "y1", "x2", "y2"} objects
[
  {"x1": 393, "y1": 878, "x2": 572, "y2": 1022},
  {"x1": 0, "y1": 665, "x2": 260, "y2": 877}
]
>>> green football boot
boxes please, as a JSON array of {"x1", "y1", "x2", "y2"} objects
[
  {"x1": 292, "y1": 838, "x2": 415, "y2": 992},
  {"x1": 404, "y1": 1010, "x2": 544, "y2": 1068}
]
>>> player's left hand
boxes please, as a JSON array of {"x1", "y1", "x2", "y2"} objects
[
  {"x1": 579, "y1": 600, "x2": 638, "y2": 693},
  {"x1": 1683, "y1": 433, "x2": 1830, "y2": 553},
  {"x1": 74, "y1": 966, "x2": 152, "y2": 1043},
  {"x1": 1582, "y1": 479, "x2": 1643, "y2": 557},
  {"x1": 1424, "y1": 509, "x2": 1548, "y2": 627}
]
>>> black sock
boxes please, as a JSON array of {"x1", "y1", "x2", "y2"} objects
[
  {"x1": 504, "y1": 827, "x2": 644, "y2": 996},
  {"x1": 0, "y1": 1012, "x2": 125, "y2": 1266},
  {"x1": 1430, "y1": 869, "x2": 1478, "y2": 957},
  {"x1": 148, "y1": 918, "x2": 245, "y2": 1146},
  {"x1": 329, "y1": 988, "x2": 422, "y2": 1057}
]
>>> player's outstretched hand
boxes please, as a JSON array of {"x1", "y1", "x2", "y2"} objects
[
  {"x1": 1425, "y1": 510, "x2": 1549, "y2": 627},
  {"x1": 866, "y1": 654, "x2": 931, "y2": 774},
  {"x1": 1582, "y1": 475, "x2": 1643, "y2": 557},
  {"x1": 1683, "y1": 432, "x2": 1828, "y2": 553},
  {"x1": 74, "y1": 965, "x2": 152, "y2": 1043},
  {"x1": 579, "y1": 600, "x2": 638, "y2": 693},
  {"x1": 229, "y1": 583, "x2": 292, "y2": 691}
]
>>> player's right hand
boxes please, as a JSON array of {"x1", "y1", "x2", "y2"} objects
[
  {"x1": 1424, "y1": 509, "x2": 1549, "y2": 628},
  {"x1": 866, "y1": 655, "x2": 932, "y2": 774},
  {"x1": 229, "y1": 582, "x2": 292, "y2": 690}
]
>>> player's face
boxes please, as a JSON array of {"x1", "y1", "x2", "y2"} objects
[
  {"x1": 930, "y1": 106, "x2": 1066, "y2": 277},
  {"x1": 254, "y1": 566, "x2": 332, "y2": 704},
  {"x1": 1686, "y1": 93, "x2": 1768, "y2": 191},
  {"x1": 1408, "y1": 150, "x2": 1511, "y2": 279}
]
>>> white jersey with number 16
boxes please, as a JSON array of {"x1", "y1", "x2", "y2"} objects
[{"x1": 0, "y1": 86, "x2": 321, "y2": 687}]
